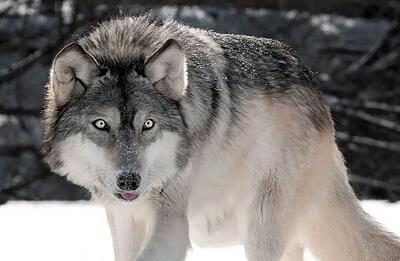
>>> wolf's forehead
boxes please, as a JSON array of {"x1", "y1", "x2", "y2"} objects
[
  {"x1": 92, "y1": 71, "x2": 144, "y2": 104},
  {"x1": 96, "y1": 107, "x2": 120, "y2": 118}
]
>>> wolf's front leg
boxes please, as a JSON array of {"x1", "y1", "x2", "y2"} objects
[
  {"x1": 281, "y1": 244, "x2": 304, "y2": 261},
  {"x1": 136, "y1": 212, "x2": 190, "y2": 261},
  {"x1": 244, "y1": 176, "x2": 301, "y2": 261},
  {"x1": 106, "y1": 206, "x2": 146, "y2": 261}
]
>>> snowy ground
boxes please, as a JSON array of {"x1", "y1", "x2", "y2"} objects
[{"x1": 0, "y1": 201, "x2": 399, "y2": 261}]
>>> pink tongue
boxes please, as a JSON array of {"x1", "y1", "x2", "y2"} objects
[{"x1": 121, "y1": 192, "x2": 138, "y2": 201}]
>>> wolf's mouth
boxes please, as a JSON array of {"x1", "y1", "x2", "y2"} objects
[{"x1": 114, "y1": 191, "x2": 139, "y2": 201}]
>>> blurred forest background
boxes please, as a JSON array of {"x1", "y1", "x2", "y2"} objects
[{"x1": 0, "y1": 0, "x2": 399, "y2": 203}]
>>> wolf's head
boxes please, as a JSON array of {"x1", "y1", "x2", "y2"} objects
[{"x1": 43, "y1": 24, "x2": 189, "y2": 202}]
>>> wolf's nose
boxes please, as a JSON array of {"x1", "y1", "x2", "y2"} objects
[{"x1": 117, "y1": 172, "x2": 141, "y2": 191}]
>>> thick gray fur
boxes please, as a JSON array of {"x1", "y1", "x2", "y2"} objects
[{"x1": 43, "y1": 15, "x2": 400, "y2": 261}]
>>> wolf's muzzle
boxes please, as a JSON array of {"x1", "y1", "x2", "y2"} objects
[{"x1": 117, "y1": 172, "x2": 141, "y2": 191}]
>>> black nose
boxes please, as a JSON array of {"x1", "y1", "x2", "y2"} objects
[{"x1": 117, "y1": 172, "x2": 141, "y2": 191}]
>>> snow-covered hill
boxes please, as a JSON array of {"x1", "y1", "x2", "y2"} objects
[{"x1": 0, "y1": 201, "x2": 399, "y2": 261}]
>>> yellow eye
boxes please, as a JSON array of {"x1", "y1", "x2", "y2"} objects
[
  {"x1": 93, "y1": 119, "x2": 109, "y2": 131},
  {"x1": 143, "y1": 119, "x2": 154, "y2": 131}
]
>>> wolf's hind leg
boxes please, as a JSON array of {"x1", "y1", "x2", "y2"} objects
[{"x1": 299, "y1": 179, "x2": 400, "y2": 261}]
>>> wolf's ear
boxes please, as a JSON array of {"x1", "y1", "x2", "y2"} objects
[
  {"x1": 144, "y1": 39, "x2": 187, "y2": 100},
  {"x1": 50, "y1": 43, "x2": 100, "y2": 107}
]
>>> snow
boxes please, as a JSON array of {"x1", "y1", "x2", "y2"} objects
[{"x1": 0, "y1": 201, "x2": 399, "y2": 261}]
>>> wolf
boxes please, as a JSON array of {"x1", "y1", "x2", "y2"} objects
[{"x1": 42, "y1": 15, "x2": 400, "y2": 261}]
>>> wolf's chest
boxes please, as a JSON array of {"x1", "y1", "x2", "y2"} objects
[{"x1": 186, "y1": 154, "x2": 254, "y2": 247}]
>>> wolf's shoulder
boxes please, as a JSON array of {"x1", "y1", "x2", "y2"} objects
[{"x1": 202, "y1": 31, "x2": 314, "y2": 90}]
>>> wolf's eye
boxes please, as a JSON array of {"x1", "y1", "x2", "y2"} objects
[
  {"x1": 142, "y1": 119, "x2": 154, "y2": 131},
  {"x1": 93, "y1": 119, "x2": 109, "y2": 131}
]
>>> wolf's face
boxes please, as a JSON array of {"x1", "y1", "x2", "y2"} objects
[{"x1": 43, "y1": 40, "x2": 188, "y2": 202}]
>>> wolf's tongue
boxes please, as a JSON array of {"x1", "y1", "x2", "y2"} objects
[{"x1": 121, "y1": 192, "x2": 138, "y2": 201}]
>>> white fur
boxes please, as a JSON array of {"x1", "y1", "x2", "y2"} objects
[
  {"x1": 141, "y1": 132, "x2": 181, "y2": 191},
  {"x1": 58, "y1": 134, "x2": 118, "y2": 190}
]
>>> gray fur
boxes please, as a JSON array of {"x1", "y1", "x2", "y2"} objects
[{"x1": 43, "y1": 15, "x2": 400, "y2": 261}]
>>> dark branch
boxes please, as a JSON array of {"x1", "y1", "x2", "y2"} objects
[
  {"x1": 336, "y1": 131, "x2": 400, "y2": 153},
  {"x1": 349, "y1": 174, "x2": 400, "y2": 192}
]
